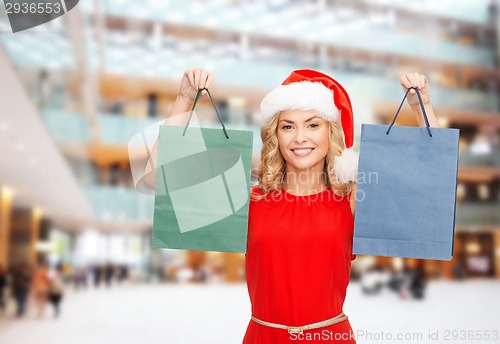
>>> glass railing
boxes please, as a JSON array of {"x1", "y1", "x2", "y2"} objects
[
  {"x1": 2, "y1": 32, "x2": 497, "y2": 114},
  {"x1": 349, "y1": 74, "x2": 498, "y2": 113},
  {"x1": 41, "y1": 74, "x2": 499, "y2": 146},
  {"x1": 82, "y1": 185, "x2": 499, "y2": 224},
  {"x1": 42, "y1": 109, "x2": 161, "y2": 143},
  {"x1": 455, "y1": 203, "x2": 500, "y2": 226},
  {"x1": 84, "y1": 185, "x2": 154, "y2": 222},
  {"x1": 459, "y1": 147, "x2": 500, "y2": 167},
  {"x1": 75, "y1": 0, "x2": 495, "y2": 68},
  {"x1": 44, "y1": 109, "x2": 500, "y2": 152},
  {"x1": 1, "y1": 4, "x2": 495, "y2": 71},
  {"x1": 98, "y1": 113, "x2": 160, "y2": 143},
  {"x1": 0, "y1": 33, "x2": 75, "y2": 69},
  {"x1": 80, "y1": 0, "x2": 494, "y2": 26},
  {"x1": 42, "y1": 109, "x2": 90, "y2": 141},
  {"x1": 43, "y1": 111, "x2": 260, "y2": 145},
  {"x1": 97, "y1": 48, "x2": 500, "y2": 112},
  {"x1": 363, "y1": 0, "x2": 494, "y2": 25}
]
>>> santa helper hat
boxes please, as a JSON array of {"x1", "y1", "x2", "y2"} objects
[{"x1": 260, "y1": 69, "x2": 358, "y2": 184}]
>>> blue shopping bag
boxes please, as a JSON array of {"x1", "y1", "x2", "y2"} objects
[{"x1": 353, "y1": 88, "x2": 459, "y2": 260}]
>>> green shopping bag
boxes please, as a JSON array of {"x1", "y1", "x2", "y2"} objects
[{"x1": 152, "y1": 89, "x2": 253, "y2": 253}]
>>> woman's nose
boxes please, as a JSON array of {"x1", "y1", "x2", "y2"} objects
[{"x1": 294, "y1": 128, "x2": 308, "y2": 143}]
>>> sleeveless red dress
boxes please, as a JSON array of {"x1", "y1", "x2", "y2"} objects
[{"x1": 243, "y1": 186, "x2": 357, "y2": 343}]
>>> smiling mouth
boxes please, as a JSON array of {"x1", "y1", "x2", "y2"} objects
[{"x1": 291, "y1": 148, "x2": 314, "y2": 156}]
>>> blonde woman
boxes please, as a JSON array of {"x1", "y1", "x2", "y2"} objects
[{"x1": 146, "y1": 68, "x2": 438, "y2": 343}]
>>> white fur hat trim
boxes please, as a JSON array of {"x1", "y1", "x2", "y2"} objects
[
  {"x1": 260, "y1": 81, "x2": 341, "y2": 123},
  {"x1": 333, "y1": 147, "x2": 359, "y2": 184}
]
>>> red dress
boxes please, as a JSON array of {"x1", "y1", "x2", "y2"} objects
[{"x1": 243, "y1": 186, "x2": 357, "y2": 343}]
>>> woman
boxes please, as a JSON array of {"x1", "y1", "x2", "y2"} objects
[{"x1": 146, "y1": 68, "x2": 438, "y2": 343}]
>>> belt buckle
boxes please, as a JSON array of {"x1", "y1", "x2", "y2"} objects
[{"x1": 287, "y1": 326, "x2": 303, "y2": 334}]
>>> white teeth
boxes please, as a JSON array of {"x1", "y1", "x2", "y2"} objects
[{"x1": 293, "y1": 149, "x2": 313, "y2": 156}]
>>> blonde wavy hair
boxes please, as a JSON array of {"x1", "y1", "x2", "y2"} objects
[{"x1": 251, "y1": 111, "x2": 354, "y2": 200}]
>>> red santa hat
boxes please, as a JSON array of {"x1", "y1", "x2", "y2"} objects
[{"x1": 260, "y1": 69, "x2": 358, "y2": 184}]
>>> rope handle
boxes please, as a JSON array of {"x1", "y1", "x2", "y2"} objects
[
  {"x1": 386, "y1": 87, "x2": 433, "y2": 138},
  {"x1": 182, "y1": 88, "x2": 230, "y2": 139}
]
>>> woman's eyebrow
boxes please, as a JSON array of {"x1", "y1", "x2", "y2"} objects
[{"x1": 279, "y1": 115, "x2": 319, "y2": 124}]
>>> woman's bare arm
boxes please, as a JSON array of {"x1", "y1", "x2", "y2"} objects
[
  {"x1": 349, "y1": 181, "x2": 358, "y2": 216},
  {"x1": 143, "y1": 68, "x2": 214, "y2": 189},
  {"x1": 399, "y1": 72, "x2": 440, "y2": 128},
  {"x1": 143, "y1": 68, "x2": 262, "y2": 189},
  {"x1": 410, "y1": 102, "x2": 439, "y2": 128},
  {"x1": 143, "y1": 95, "x2": 194, "y2": 188}
]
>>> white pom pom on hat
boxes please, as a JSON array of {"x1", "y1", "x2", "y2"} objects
[{"x1": 260, "y1": 69, "x2": 358, "y2": 184}]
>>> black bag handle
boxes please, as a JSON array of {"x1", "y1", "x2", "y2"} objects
[
  {"x1": 386, "y1": 87, "x2": 433, "y2": 137},
  {"x1": 182, "y1": 88, "x2": 230, "y2": 139}
]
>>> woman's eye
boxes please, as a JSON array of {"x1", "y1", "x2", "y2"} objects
[{"x1": 281, "y1": 123, "x2": 318, "y2": 130}]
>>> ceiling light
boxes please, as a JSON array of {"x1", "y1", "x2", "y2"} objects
[
  {"x1": 1, "y1": 186, "x2": 14, "y2": 198},
  {"x1": 470, "y1": 141, "x2": 492, "y2": 155},
  {"x1": 465, "y1": 241, "x2": 481, "y2": 255},
  {"x1": 437, "y1": 117, "x2": 449, "y2": 128},
  {"x1": 477, "y1": 184, "x2": 489, "y2": 200},
  {"x1": 36, "y1": 241, "x2": 55, "y2": 252},
  {"x1": 33, "y1": 206, "x2": 43, "y2": 217}
]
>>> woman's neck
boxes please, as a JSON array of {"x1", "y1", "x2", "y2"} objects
[{"x1": 282, "y1": 163, "x2": 327, "y2": 196}]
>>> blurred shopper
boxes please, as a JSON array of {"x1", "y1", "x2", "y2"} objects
[
  {"x1": 62, "y1": 263, "x2": 73, "y2": 284},
  {"x1": 0, "y1": 264, "x2": 7, "y2": 312},
  {"x1": 387, "y1": 268, "x2": 405, "y2": 294},
  {"x1": 114, "y1": 264, "x2": 129, "y2": 284},
  {"x1": 48, "y1": 265, "x2": 64, "y2": 318},
  {"x1": 452, "y1": 265, "x2": 467, "y2": 280},
  {"x1": 81, "y1": 266, "x2": 90, "y2": 288},
  {"x1": 74, "y1": 266, "x2": 89, "y2": 290},
  {"x1": 32, "y1": 263, "x2": 50, "y2": 318},
  {"x1": 92, "y1": 264, "x2": 102, "y2": 288},
  {"x1": 104, "y1": 263, "x2": 114, "y2": 288},
  {"x1": 360, "y1": 266, "x2": 384, "y2": 295},
  {"x1": 121, "y1": 265, "x2": 129, "y2": 282},
  {"x1": 409, "y1": 267, "x2": 427, "y2": 300},
  {"x1": 37, "y1": 69, "x2": 53, "y2": 109},
  {"x1": 397, "y1": 267, "x2": 413, "y2": 300},
  {"x1": 189, "y1": 265, "x2": 207, "y2": 283},
  {"x1": 12, "y1": 262, "x2": 32, "y2": 317}
]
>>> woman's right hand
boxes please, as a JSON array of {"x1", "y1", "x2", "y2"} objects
[
  {"x1": 179, "y1": 68, "x2": 215, "y2": 101},
  {"x1": 144, "y1": 68, "x2": 215, "y2": 190}
]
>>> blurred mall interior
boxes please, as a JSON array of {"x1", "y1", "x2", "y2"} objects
[{"x1": 0, "y1": 1, "x2": 500, "y2": 343}]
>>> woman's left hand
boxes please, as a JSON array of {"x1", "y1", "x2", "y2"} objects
[
  {"x1": 399, "y1": 72, "x2": 439, "y2": 128},
  {"x1": 399, "y1": 72, "x2": 430, "y2": 107}
]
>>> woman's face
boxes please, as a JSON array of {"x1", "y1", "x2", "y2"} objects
[{"x1": 277, "y1": 109, "x2": 329, "y2": 173}]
